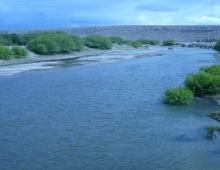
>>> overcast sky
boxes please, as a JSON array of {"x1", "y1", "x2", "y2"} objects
[{"x1": 0, "y1": 0, "x2": 220, "y2": 30}]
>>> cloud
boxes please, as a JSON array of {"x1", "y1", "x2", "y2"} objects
[
  {"x1": 188, "y1": 16, "x2": 220, "y2": 24},
  {"x1": 0, "y1": 0, "x2": 220, "y2": 29},
  {"x1": 136, "y1": 4, "x2": 177, "y2": 12}
]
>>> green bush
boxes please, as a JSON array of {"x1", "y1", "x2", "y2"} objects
[
  {"x1": 0, "y1": 37, "x2": 6, "y2": 45},
  {"x1": 131, "y1": 41, "x2": 142, "y2": 48},
  {"x1": 27, "y1": 31, "x2": 83, "y2": 55},
  {"x1": 18, "y1": 32, "x2": 39, "y2": 45},
  {"x1": 0, "y1": 33, "x2": 20, "y2": 45},
  {"x1": 137, "y1": 39, "x2": 160, "y2": 45},
  {"x1": 122, "y1": 40, "x2": 133, "y2": 45},
  {"x1": 163, "y1": 87, "x2": 194, "y2": 105},
  {"x1": 28, "y1": 36, "x2": 59, "y2": 54},
  {"x1": 109, "y1": 36, "x2": 124, "y2": 44},
  {"x1": 204, "y1": 126, "x2": 220, "y2": 134},
  {"x1": 163, "y1": 39, "x2": 175, "y2": 46},
  {"x1": 214, "y1": 39, "x2": 220, "y2": 51},
  {"x1": 200, "y1": 64, "x2": 220, "y2": 76},
  {"x1": 0, "y1": 45, "x2": 13, "y2": 60},
  {"x1": 184, "y1": 71, "x2": 220, "y2": 96},
  {"x1": 12, "y1": 46, "x2": 28, "y2": 58},
  {"x1": 84, "y1": 35, "x2": 112, "y2": 50}
]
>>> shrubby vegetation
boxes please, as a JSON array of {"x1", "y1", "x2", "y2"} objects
[
  {"x1": 137, "y1": 39, "x2": 160, "y2": 45},
  {"x1": 0, "y1": 45, "x2": 14, "y2": 60},
  {"x1": 84, "y1": 35, "x2": 112, "y2": 50},
  {"x1": 0, "y1": 45, "x2": 28, "y2": 60},
  {"x1": 108, "y1": 36, "x2": 124, "y2": 45},
  {"x1": 27, "y1": 31, "x2": 83, "y2": 54},
  {"x1": 200, "y1": 64, "x2": 220, "y2": 76},
  {"x1": 214, "y1": 39, "x2": 220, "y2": 51},
  {"x1": 108, "y1": 37, "x2": 160, "y2": 47},
  {"x1": 0, "y1": 33, "x2": 20, "y2": 45},
  {"x1": 131, "y1": 41, "x2": 142, "y2": 48},
  {"x1": 11, "y1": 46, "x2": 28, "y2": 58},
  {"x1": 204, "y1": 126, "x2": 220, "y2": 134},
  {"x1": 0, "y1": 32, "x2": 163, "y2": 56},
  {"x1": 19, "y1": 32, "x2": 39, "y2": 45},
  {"x1": 164, "y1": 64, "x2": 220, "y2": 105},
  {"x1": 162, "y1": 39, "x2": 175, "y2": 46},
  {"x1": 163, "y1": 87, "x2": 194, "y2": 105},
  {"x1": 122, "y1": 40, "x2": 133, "y2": 45},
  {"x1": 184, "y1": 70, "x2": 220, "y2": 97}
]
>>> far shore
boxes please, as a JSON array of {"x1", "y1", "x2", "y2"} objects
[
  {"x1": 0, "y1": 43, "x2": 219, "y2": 77},
  {"x1": 0, "y1": 44, "x2": 171, "y2": 76}
]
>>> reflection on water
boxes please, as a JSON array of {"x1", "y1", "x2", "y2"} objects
[{"x1": 0, "y1": 47, "x2": 220, "y2": 170}]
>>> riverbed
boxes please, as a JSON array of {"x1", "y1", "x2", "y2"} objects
[{"x1": 0, "y1": 47, "x2": 220, "y2": 170}]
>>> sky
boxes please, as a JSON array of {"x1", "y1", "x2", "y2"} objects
[{"x1": 0, "y1": 0, "x2": 220, "y2": 30}]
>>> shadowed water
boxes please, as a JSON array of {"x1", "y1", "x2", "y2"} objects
[{"x1": 0, "y1": 48, "x2": 220, "y2": 170}]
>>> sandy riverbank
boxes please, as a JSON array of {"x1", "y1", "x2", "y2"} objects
[{"x1": 0, "y1": 44, "x2": 170, "y2": 76}]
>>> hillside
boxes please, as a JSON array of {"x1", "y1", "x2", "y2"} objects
[{"x1": 1, "y1": 25, "x2": 220, "y2": 42}]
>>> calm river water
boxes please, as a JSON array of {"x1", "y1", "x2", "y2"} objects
[{"x1": 1, "y1": 47, "x2": 220, "y2": 170}]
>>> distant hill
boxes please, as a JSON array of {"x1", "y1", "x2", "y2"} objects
[{"x1": 1, "y1": 25, "x2": 220, "y2": 42}]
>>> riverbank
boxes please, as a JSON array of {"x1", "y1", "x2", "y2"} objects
[{"x1": 0, "y1": 44, "x2": 169, "y2": 76}]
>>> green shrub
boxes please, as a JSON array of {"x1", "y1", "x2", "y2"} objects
[
  {"x1": 163, "y1": 39, "x2": 175, "y2": 46},
  {"x1": 18, "y1": 32, "x2": 39, "y2": 45},
  {"x1": 214, "y1": 39, "x2": 220, "y2": 51},
  {"x1": 0, "y1": 45, "x2": 13, "y2": 60},
  {"x1": 28, "y1": 36, "x2": 59, "y2": 54},
  {"x1": 84, "y1": 35, "x2": 112, "y2": 50},
  {"x1": 200, "y1": 64, "x2": 220, "y2": 76},
  {"x1": 163, "y1": 87, "x2": 194, "y2": 105},
  {"x1": 122, "y1": 40, "x2": 133, "y2": 45},
  {"x1": 131, "y1": 41, "x2": 142, "y2": 48},
  {"x1": 109, "y1": 36, "x2": 124, "y2": 44},
  {"x1": 204, "y1": 126, "x2": 220, "y2": 134},
  {"x1": 27, "y1": 31, "x2": 83, "y2": 55},
  {"x1": 184, "y1": 71, "x2": 220, "y2": 96},
  {"x1": 137, "y1": 39, "x2": 160, "y2": 45},
  {"x1": 0, "y1": 37, "x2": 6, "y2": 45},
  {"x1": 12, "y1": 46, "x2": 28, "y2": 58},
  {"x1": 70, "y1": 35, "x2": 83, "y2": 51},
  {"x1": 0, "y1": 33, "x2": 20, "y2": 45}
]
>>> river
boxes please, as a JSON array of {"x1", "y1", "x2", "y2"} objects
[{"x1": 0, "y1": 47, "x2": 220, "y2": 170}]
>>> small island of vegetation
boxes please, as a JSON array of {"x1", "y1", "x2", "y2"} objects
[{"x1": 163, "y1": 64, "x2": 220, "y2": 105}]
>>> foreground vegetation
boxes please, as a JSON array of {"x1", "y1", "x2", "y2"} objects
[
  {"x1": 163, "y1": 87, "x2": 193, "y2": 105},
  {"x1": 163, "y1": 64, "x2": 220, "y2": 105}
]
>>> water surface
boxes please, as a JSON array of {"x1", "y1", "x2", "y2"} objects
[{"x1": 0, "y1": 47, "x2": 220, "y2": 170}]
